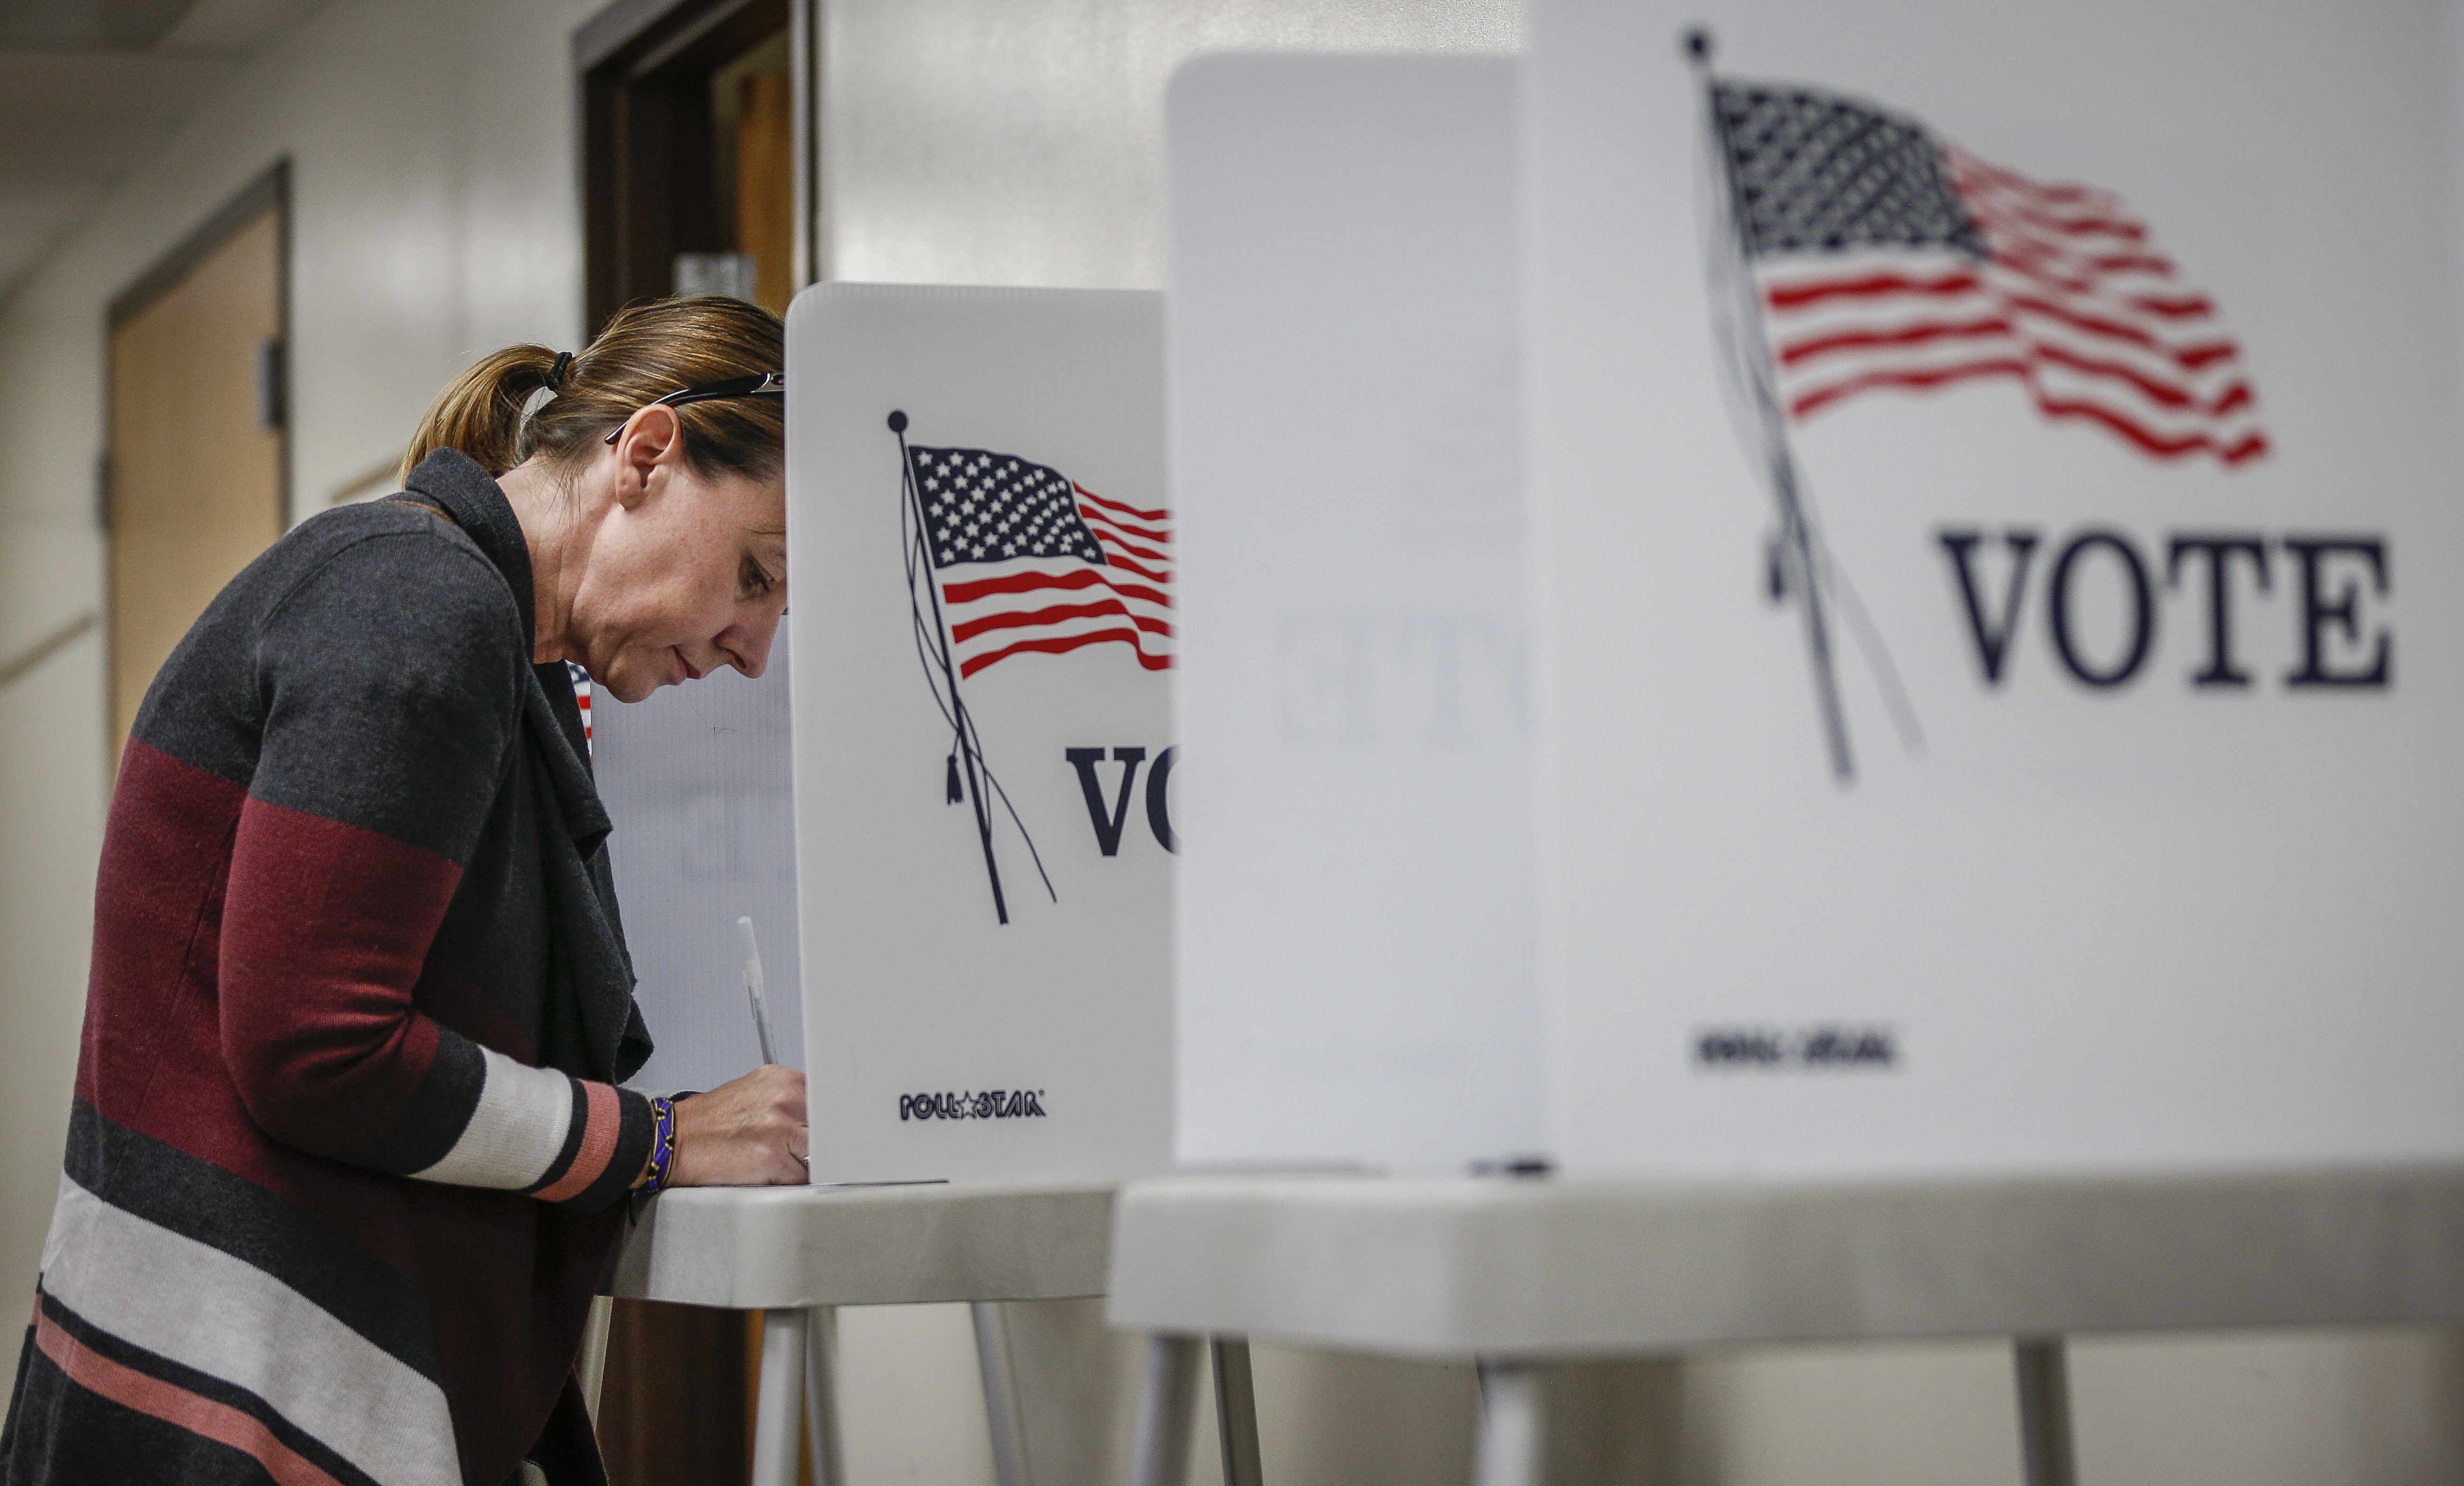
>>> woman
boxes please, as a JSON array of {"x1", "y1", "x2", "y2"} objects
[{"x1": 2, "y1": 297, "x2": 807, "y2": 1486}]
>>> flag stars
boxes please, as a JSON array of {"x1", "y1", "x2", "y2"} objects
[{"x1": 909, "y1": 443, "x2": 1150, "y2": 570}]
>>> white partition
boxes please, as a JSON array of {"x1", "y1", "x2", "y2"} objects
[
  {"x1": 788, "y1": 284, "x2": 1174, "y2": 1184},
  {"x1": 597, "y1": 641, "x2": 806, "y2": 1095},
  {"x1": 1167, "y1": 54, "x2": 1541, "y2": 1174},
  {"x1": 1527, "y1": 0, "x2": 2464, "y2": 1176}
]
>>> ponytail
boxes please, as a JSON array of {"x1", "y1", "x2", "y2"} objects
[
  {"x1": 399, "y1": 344, "x2": 562, "y2": 483},
  {"x1": 401, "y1": 297, "x2": 785, "y2": 487}
]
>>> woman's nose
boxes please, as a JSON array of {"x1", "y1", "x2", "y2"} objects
[{"x1": 724, "y1": 608, "x2": 783, "y2": 678}]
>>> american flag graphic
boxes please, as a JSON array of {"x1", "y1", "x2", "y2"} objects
[
  {"x1": 908, "y1": 444, "x2": 1173, "y2": 679},
  {"x1": 1712, "y1": 79, "x2": 2269, "y2": 465}
]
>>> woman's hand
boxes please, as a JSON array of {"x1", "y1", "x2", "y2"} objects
[{"x1": 665, "y1": 1064, "x2": 807, "y2": 1187}]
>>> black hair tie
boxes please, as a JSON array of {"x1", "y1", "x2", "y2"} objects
[{"x1": 545, "y1": 350, "x2": 575, "y2": 391}]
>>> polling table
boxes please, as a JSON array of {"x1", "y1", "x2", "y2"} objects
[
  {"x1": 1108, "y1": 1164, "x2": 2464, "y2": 1486},
  {"x1": 607, "y1": 1180, "x2": 1116, "y2": 1486}
]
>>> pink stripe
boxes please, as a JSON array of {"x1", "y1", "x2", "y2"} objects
[
  {"x1": 534, "y1": 1082, "x2": 621, "y2": 1202},
  {"x1": 35, "y1": 1311, "x2": 343, "y2": 1486}
]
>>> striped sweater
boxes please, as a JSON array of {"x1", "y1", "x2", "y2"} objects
[{"x1": 2, "y1": 451, "x2": 657, "y2": 1486}]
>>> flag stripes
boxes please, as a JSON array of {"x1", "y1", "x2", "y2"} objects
[
  {"x1": 1758, "y1": 141, "x2": 2268, "y2": 464},
  {"x1": 941, "y1": 485, "x2": 1175, "y2": 677}
]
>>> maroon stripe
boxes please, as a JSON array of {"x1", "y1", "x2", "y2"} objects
[
  {"x1": 83, "y1": 740, "x2": 247, "y2": 1111},
  {"x1": 220, "y1": 796, "x2": 459, "y2": 1156}
]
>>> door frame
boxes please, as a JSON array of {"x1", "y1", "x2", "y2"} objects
[
  {"x1": 101, "y1": 159, "x2": 291, "y2": 774},
  {"x1": 574, "y1": 0, "x2": 815, "y2": 333}
]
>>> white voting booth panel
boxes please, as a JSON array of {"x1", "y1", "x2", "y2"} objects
[
  {"x1": 788, "y1": 284, "x2": 1174, "y2": 1184},
  {"x1": 1527, "y1": 0, "x2": 2464, "y2": 1177},
  {"x1": 597, "y1": 645, "x2": 806, "y2": 1094},
  {"x1": 1168, "y1": 54, "x2": 1543, "y2": 1174}
]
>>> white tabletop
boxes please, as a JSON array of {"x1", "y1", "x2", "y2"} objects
[
  {"x1": 610, "y1": 1181, "x2": 1116, "y2": 1309},
  {"x1": 1104, "y1": 1166, "x2": 2464, "y2": 1359}
]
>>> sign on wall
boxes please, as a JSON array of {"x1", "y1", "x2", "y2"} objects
[
  {"x1": 1167, "y1": 54, "x2": 1543, "y2": 1174},
  {"x1": 789, "y1": 284, "x2": 1174, "y2": 1183},
  {"x1": 1528, "y1": 0, "x2": 2464, "y2": 1175}
]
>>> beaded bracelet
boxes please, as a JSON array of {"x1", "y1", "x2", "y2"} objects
[{"x1": 642, "y1": 1096, "x2": 679, "y2": 1194}]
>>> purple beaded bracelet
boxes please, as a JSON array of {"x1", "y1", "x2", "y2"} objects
[{"x1": 642, "y1": 1096, "x2": 678, "y2": 1194}]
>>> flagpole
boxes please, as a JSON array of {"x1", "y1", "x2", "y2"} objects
[
  {"x1": 1687, "y1": 30, "x2": 1855, "y2": 783},
  {"x1": 891, "y1": 411, "x2": 1011, "y2": 924}
]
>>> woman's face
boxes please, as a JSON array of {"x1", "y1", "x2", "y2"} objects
[{"x1": 561, "y1": 426, "x2": 788, "y2": 704}]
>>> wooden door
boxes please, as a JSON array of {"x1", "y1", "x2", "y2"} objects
[
  {"x1": 737, "y1": 69, "x2": 795, "y2": 314},
  {"x1": 107, "y1": 173, "x2": 286, "y2": 770}
]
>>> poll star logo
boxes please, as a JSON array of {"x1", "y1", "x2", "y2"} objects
[
  {"x1": 1687, "y1": 32, "x2": 2279, "y2": 782},
  {"x1": 890, "y1": 410, "x2": 1176, "y2": 924}
]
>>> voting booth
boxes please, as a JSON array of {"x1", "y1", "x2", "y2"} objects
[
  {"x1": 1525, "y1": 0, "x2": 2464, "y2": 1178},
  {"x1": 1170, "y1": 52, "x2": 1542, "y2": 1177},
  {"x1": 611, "y1": 285, "x2": 1177, "y2": 1180},
  {"x1": 1117, "y1": 17, "x2": 2464, "y2": 1486},
  {"x1": 788, "y1": 284, "x2": 1176, "y2": 1186},
  {"x1": 1169, "y1": 8, "x2": 2464, "y2": 1183},
  {"x1": 600, "y1": 286, "x2": 1180, "y2": 1486}
]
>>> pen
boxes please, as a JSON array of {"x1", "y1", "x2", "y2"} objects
[{"x1": 736, "y1": 915, "x2": 777, "y2": 1066}]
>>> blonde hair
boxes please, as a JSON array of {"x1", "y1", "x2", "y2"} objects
[{"x1": 402, "y1": 296, "x2": 784, "y2": 485}]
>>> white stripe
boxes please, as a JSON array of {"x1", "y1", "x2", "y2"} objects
[
  {"x1": 39, "y1": 1172, "x2": 461, "y2": 1486},
  {"x1": 410, "y1": 1046, "x2": 574, "y2": 1189}
]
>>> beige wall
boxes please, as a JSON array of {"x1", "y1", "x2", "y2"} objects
[{"x1": 2, "y1": 1, "x2": 2461, "y2": 1483}]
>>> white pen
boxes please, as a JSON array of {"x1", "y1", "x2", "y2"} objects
[{"x1": 736, "y1": 915, "x2": 777, "y2": 1066}]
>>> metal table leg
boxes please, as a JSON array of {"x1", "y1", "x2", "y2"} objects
[
  {"x1": 2015, "y1": 1337, "x2": 2076, "y2": 1486},
  {"x1": 752, "y1": 1308, "x2": 810, "y2": 1486},
  {"x1": 1127, "y1": 1333, "x2": 1203, "y2": 1486},
  {"x1": 973, "y1": 1300, "x2": 1033, "y2": 1486},
  {"x1": 1473, "y1": 1361, "x2": 1544, "y2": 1486},
  {"x1": 577, "y1": 1295, "x2": 613, "y2": 1424},
  {"x1": 806, "y1": 1306, "x2": 844, "y2": 1486},
  {"x1": 1209, "y1": 1337, "x2": 1262, "y2": 1486}
]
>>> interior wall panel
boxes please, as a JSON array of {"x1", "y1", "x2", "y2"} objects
[{"x1": 818, "y1": 0, "x2": 1524, "y2": 289}]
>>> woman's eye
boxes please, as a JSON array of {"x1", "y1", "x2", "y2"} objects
[{"x1": 742, "y1": 560, "x2": 776, "y2": 597}]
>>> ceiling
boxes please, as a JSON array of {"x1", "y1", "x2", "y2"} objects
[{"x1": 0, "y1": 0, "x2": 322, "y2": 305}]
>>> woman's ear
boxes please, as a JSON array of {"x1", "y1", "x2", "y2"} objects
[{"x1": 611, "y1": 405, "x2": 686, "y2": 509}]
